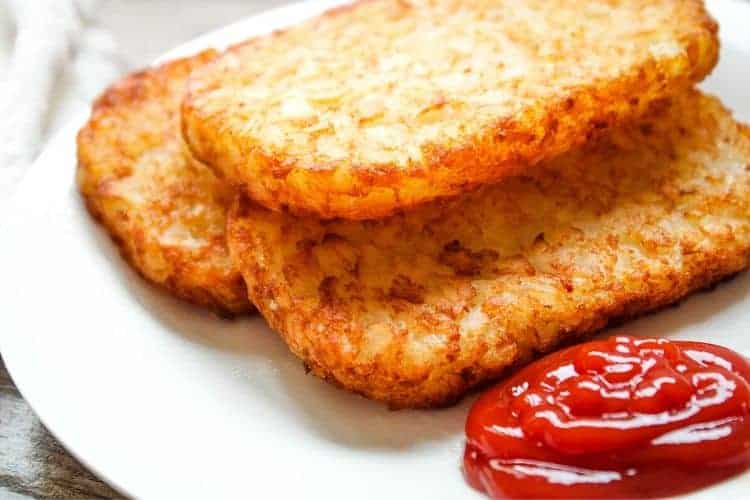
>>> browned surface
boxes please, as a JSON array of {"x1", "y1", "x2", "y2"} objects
[
  {"x1": 77, "y1": 52, "x2": 251, "y2": 314},
  {"x1": 228, "y1": 91, "x2": 750, "y2": 408},
  {"x1": 184, "y1": 0, "x2": 719, "y2": 219}
]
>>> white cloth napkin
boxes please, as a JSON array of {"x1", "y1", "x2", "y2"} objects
[{"x1": 0, "y1": 0, "x2": 123, "y2": 208}]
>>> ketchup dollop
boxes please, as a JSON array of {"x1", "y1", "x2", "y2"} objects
[{"x1": 464, "y1": 336, "x2": 750, "y2": 498}]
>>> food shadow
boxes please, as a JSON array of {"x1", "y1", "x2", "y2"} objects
[
  {"x1": 80, "y1": 201, "x2": 469, "y2": 451},
  {"x1": 79, "y1": 183, "x2": 750, "y2": 453}
]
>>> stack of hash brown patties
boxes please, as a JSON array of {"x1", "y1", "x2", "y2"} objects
[{"x1": 78, "y1": 0, "x2": 750, "y2": 408}]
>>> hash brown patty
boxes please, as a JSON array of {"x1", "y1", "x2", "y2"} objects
[
  {"x1": 185, "y1": 0, "x2": 719, "y2": 219},
  {"x1": 228, "y1": 91, "x2": 750, "y2": 407},
  {"x1": 77, "y1": 52, "x2": 251, "y2": 314}
]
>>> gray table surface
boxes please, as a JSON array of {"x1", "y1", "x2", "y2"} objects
[{"x1": 0, "y1": 356, "x2": 123, "y2": 499}]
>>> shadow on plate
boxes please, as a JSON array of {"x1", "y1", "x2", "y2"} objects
[
  {"x1": 77, "y1": 195, "x2": 469, "y2": 450},
  {"x1": 702, "y1": 46, "x2": 750, "y2": 123},
  {"x1": 77, "y1": 189, "x2": 750, "y2": 452}
]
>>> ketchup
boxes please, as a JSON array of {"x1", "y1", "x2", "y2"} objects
[{"x1": 464, "y1": 336, "x2": 750, "y2": 498}]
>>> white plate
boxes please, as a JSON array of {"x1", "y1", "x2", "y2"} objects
[{"x1": 2, "y1": 1, "x2": 750, "y2": 498}]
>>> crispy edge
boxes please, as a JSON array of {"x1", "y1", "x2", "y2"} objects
[
  {"x1": 227, "y1": 115, "x2": 750, "y2": 409},
  {"x1": 183, "y1": 0, "x2": 720, "y2": 220},
  {"x1": 77, "y1": 52, "x2": 251, "y2": 316}
]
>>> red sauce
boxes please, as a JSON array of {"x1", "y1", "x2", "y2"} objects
[{"x1": 464, "y1": 336, "x2": 750, "y2": 498}]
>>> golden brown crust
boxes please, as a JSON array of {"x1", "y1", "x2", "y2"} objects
[
  {"x1": 77, "y1": 52, "x2": 252, "y2": 314},
  {"x1": 185, "y1": 0, "x2": 719, "y2": 219},
  {"x1": 228, "y1": 91, "x2": 750, "y2": 407}
]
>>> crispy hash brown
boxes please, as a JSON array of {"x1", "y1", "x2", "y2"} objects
[
  {"x1": 77, "y1": 52, "x2": 251, "y2": 314},
  {"x1": 184, "y1": 0, "x2": 719, "y2": 219},
  {"x1": 228, "y1": 91, "x2": 750, "y2": 408}
]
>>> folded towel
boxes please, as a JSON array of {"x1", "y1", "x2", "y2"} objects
[{"x1": 0, "y1": 0, "x2": 122, "y2": 208}]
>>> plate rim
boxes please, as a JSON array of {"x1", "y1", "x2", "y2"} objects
[
  {"x1": 0, "y1": 2, "x2": 353, "y2": 497},
  {"x1": 2, "y1": 0, "x2": 750, "y2": 498}
]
